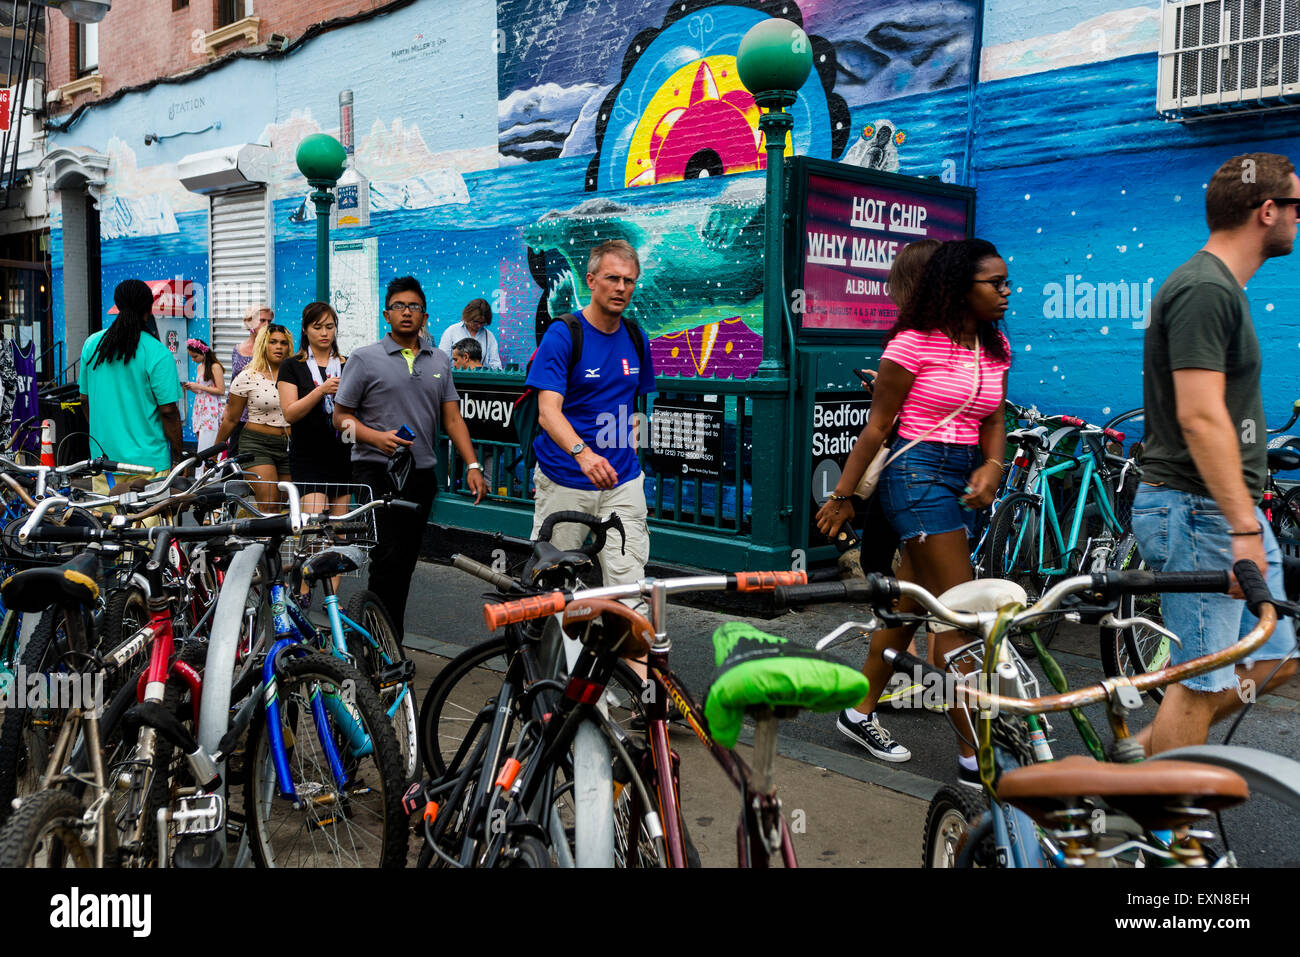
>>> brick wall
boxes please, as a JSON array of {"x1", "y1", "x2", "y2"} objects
[{"x1": 47, "y1": 0, "x2": 394, "y2": 111}]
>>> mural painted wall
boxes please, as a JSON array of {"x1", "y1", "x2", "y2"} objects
[
  {"x1": 47, "y1": 0, "x2": 980, "y2": 400},
  {"x1": 969, "y1": 0, "x2": 1300, "y2": 427},
  {"x1": 47, "y1": 0, "x2": 1299, "y2": 430}
]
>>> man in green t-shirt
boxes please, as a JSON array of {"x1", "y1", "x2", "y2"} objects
[
  {"x1": 79, "y1": 279, "x2": 183, "y2": 475},
  {"x1": 1133, "y1": 152, "x2": 1300, "y2": 754}
]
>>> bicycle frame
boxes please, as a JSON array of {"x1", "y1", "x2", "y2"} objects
[{"x1": 1020, "y1": 452, "x2": 1124, "y2": 577}]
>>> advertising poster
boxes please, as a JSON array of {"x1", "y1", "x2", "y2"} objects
[{"x1": 798, "y1": 167, "x2": 971, "y2": 332}]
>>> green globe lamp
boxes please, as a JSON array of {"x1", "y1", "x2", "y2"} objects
[
  {"x1": 737, "y1": 18, "x2": 811, "y2": 375},
  {"x1": 295, "y1": 133, "x2": 347, "y2": 302}
]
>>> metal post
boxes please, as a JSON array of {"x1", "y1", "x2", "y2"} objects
[
  {"x1": 310, "y1": 186, "x2": 333, "y2": 303},
  {"x1": 755, "y1": 104, "x2": 793, "y2": 379}
]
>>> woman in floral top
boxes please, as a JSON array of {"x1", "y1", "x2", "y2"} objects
[{"x1": 183, "y1": 338, "x2": 225, "y2": 450}]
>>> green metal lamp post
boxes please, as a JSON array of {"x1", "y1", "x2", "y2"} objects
[
  {"x1": 294, "y1": 133, "x2": 347, "y2": 303},
  {"x1": 737, "y1": 18, "x2": 812, "y2": 378},
  {"x1": 735, "y1": 19, "x2": 812, "y2": 567}
]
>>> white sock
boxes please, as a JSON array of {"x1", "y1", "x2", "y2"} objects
[
  {"x1": 958, "y1": 754, "x2": 978, "y2": 771},
  {"x1": 844, "y1": 708, "x2": 871, "y2": 725}
]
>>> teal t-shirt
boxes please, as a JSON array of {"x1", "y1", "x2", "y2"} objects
[{"x1": 79, "y1": 330, "x2": 183, "y2": 471}]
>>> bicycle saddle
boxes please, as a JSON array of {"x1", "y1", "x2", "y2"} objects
[
  {"x1": 1268, "y1": 447, "x2": 1300, "y2": 472},
  {"x1": 522, "y1": 540, "x2": 594, "y2": 588},
  {"x1": 997, "y1": 754, "x2": 1249, "y2": 830},
  {"x1": 1, "y1": 549, "x2": 101, "y2": 612},
  {"x1": 926, "y1": 579, "x2": 1028, "y2": 633},
  {"x1": 301, "y1": 545, "x2": 365, "y2": 584},
  {"x1": 703, "y1": 622, "x2": 870, "y2": 750},
  {"x1": 560, "y1": 597, "x2": 652, "y2": 660}
]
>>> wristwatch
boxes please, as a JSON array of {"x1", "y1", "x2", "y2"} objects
[
  {"x1": 467, "y1": 462, "x2": 482, "y2": 472},
  {"x1": 570, "y1": 442, "x2": 587, "y2": 457}
]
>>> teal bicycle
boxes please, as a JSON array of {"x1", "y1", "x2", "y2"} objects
[{"x1": 985, "y1": 417, "x2": 1137, "y2": 652}]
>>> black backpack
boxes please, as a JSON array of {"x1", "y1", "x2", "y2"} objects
[{"x1": 509, "y1": 312, "x2": 647, "y2": 476}]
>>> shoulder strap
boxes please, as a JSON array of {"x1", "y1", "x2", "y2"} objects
[
  {"x1": 620, "y1": 318, "x2": 647, "y2": 365},
  {"x1": 557, "y1": 313, "x2": 584, "y2": 379},
  {"x1": 882, "y1": 340, "x2": 983, "y2": 468}
]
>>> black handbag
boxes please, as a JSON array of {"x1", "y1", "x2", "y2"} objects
[{"x1": 386, "y1": 446, "x2": 415, "y2": 494}]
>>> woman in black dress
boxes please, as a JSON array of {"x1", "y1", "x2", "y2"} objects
[{"x1": 276, "y1": 302, "x2": 352, "y2": 604}]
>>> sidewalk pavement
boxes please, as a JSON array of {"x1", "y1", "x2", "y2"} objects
[{"x1": 402, "y1": 634, "x2": 930, "y2": 868}]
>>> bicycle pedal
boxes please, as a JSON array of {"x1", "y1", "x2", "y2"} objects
[
  {"x1": 172, "y1": 793, "x2": 225, "y2": 835},
  {"x1": 377, "y1": 658, "x2": 416, "y2": 689}
]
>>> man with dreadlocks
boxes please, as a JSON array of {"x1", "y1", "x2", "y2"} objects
[{"x1": 79, "y1": 279, "x2": 183, "y2": 481}]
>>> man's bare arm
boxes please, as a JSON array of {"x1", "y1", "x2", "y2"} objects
[
  {"x1": 158, "y1": 403, "x2": 183, "y2": 461},
  {"x1": 537, "y1": 389, "x2": 617, "y2": 489}
]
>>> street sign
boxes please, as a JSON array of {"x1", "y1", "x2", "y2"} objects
[{"x1": 649, "y1": 395, "x2": 724, "y2": 480}]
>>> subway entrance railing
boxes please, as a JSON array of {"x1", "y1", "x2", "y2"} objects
[{"x1": 430, "y1": 371, "x2": 793, "y2": 571}]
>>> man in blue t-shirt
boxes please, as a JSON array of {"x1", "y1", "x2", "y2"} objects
[{"x1": 527, "y1": 239, "x2": 656, "y2": 594}]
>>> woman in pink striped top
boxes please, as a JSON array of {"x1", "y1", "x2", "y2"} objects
[{"x1": 816, "y1": 239, "x2": 1011, "y2": 784}]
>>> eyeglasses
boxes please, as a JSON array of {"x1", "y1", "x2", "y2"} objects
[
  {"x1": 1249, "y1": 197, "x2": 1300, "y2": 210},
  {"x1": 386, "y1": 301, "x2": 425, "y2": 314},
  {"x1": 972, "y1": 278, "x2": 1012, "y2": 293},
  {"x1": 598, "y1": 275, "x2": 638, "y2": 288}
]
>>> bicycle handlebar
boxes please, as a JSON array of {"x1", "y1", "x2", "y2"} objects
[
  {"x1": 481, "y1": 570, "x2": 808, "y2": 631},
  {"x1": 535, "y1": 510, "x2": 626, "y2": 557},
  {"x1": 452, "y1": 553, "x2": 519, "y2": 593}
]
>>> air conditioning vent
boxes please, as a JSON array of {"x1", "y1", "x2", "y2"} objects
[{"x1": 1158, "y1": 0, "x2": 1300, "y2": 117}]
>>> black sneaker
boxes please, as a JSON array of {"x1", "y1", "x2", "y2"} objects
[
  {"x1": 836, "y1": 710, "x2": 911, "y2": 762},
  {"x1": 957, "y1": 762, "x2": 983, "y2": 790}
]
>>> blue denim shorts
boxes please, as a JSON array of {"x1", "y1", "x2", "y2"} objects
[
  {"x1": 1130, "y1": 484, "x2": 1298, "y2": 693},
  {"x1": 879, "y1": 441, "x2": 981, "y2": 542}
]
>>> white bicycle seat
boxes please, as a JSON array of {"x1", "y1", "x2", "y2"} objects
[{"x1": 927, "y1": 578, "x2": 1028, "y2": 633}]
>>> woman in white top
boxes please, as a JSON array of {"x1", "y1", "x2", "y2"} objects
[
  {"x1": 437, "y1": 297, "x2": 502, "y2": 369},
  {"x1": 216, "y1": 324, "x2": 292, "y2": 513}
]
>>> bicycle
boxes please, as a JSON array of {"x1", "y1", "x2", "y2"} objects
[
  {"x1": 776, "y1": 563, "x2": 1280, "y2": 867},
  {"x1": 468, "y1": 568, "x2": 875, "y2": 867}
]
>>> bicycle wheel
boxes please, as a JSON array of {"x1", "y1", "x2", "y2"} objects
[
  {"x1": 244, "y1": 652, "x2": 407, "y2": 868},
  {"x1": 0, "y1": 789, "x2": 93, "y2": 868},
  {"x1": 1272, "y1": 485, "x2": 1300, "y2": 541},
  {"x1": 98, "y1": 585, "x2": 152, "y2": 699},
  {"x1": 344, "y1": 590, "x2": 418, "y2": 782},
  {"x1": 1100, "y1": 534, "x2": 1168, "y2": 703},
  {"x1": 921, "y1": 785, "x2": 989, "y2": 868},
  {"x1": 985, "y1": 491, "x2": 1061, "y2": 650},
  {"x1": 0, "y1": 611, "x2": 62, "y2": 826},
  {"x1": 418, "y1": 636, "x2": 648, "y2": 780}
]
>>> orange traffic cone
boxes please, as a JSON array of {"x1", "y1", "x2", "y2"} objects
[{"x1": 39, "y1": 419, "x2": 55, "y2": 467}]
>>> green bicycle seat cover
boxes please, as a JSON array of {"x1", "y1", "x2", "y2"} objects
[{"x1": 703, "y1": 622, "x2": 870, "y2": 749}]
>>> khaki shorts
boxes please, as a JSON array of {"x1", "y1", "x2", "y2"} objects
[{"x1": 530, "y1": 467, "x2": 650, "y2": 590}]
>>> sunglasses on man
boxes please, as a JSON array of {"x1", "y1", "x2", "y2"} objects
[{"x1": 1249, "y1": 197, "x2": 1300, "y2": 210}]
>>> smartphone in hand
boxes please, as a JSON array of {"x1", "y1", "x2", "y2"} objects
[{"x1": 395, "y1": 424, "x2": 416, "y2": 442}]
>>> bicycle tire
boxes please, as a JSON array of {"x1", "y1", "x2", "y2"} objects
[
  {"x1": 0, "y1": 610, "x2": 61, "y2": 826},
  {"x1": 922, "y1": 785, "x2": 989, "y2": 868},
  {"x1": 344, "y1": 590, "x2": 418, "y2": 783},
  {"x1": 984, "y1": 492, "x2": 1060, "y2": 651},
  {"x1": 98, "y1": 586, "x2": 152, "y2": 700},
  {"x1": 0, "y1": 788, "x2": 93, "y2": 868},
  {"x1": 244, "y1": 652, "x2": 408, "y2": 868},
  {"x1": 1272, "y1": 485, "x2": 1300, "y2": 541},
  {"x1": 1100, "y1": 534, "x2": 1167, "y2": 704}
]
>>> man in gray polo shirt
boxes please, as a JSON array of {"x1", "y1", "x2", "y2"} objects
[{"x1": 335, "y1": 276, "x2": 487, "y2": 637}]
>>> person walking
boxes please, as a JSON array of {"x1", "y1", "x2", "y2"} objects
[
  {"x1": 527, "y1": 239, "x2": 656, "y2": 609},
  {"x1": 438, "y1": 298, "x2": 503, "y2": 370},
  {"x1": 79, "y1": 279, "x2": 184, "y2": 487},
  {"x1": 278, "y1": 302, "x2": 352, "y2": 606},
  {"x1": 816, "y1": 238, "x2": 1012, "y2": 787},
  {"x1": 1132, "y1": 152, "x2": 1300, "y2": 755},
  {"x1": 216, "y1": 324, "x2": 293, "y2": 514},
  {"x1": 334, "y1": 277, "x2": 487, "y2": 639},
  {"x1": 228, "y1": 303, "x2": 273, "y2": 448},
  {"x1": 183, "y1": 337, "x2": 225, "y2": 452}
]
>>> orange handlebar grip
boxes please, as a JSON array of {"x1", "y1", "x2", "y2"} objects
[
  {"x1": 735, "y1": 570, "x2": 809, "y2": 592},
  {"x1": 483, "y1": 591, "x2": 567, "y2": 630}
]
